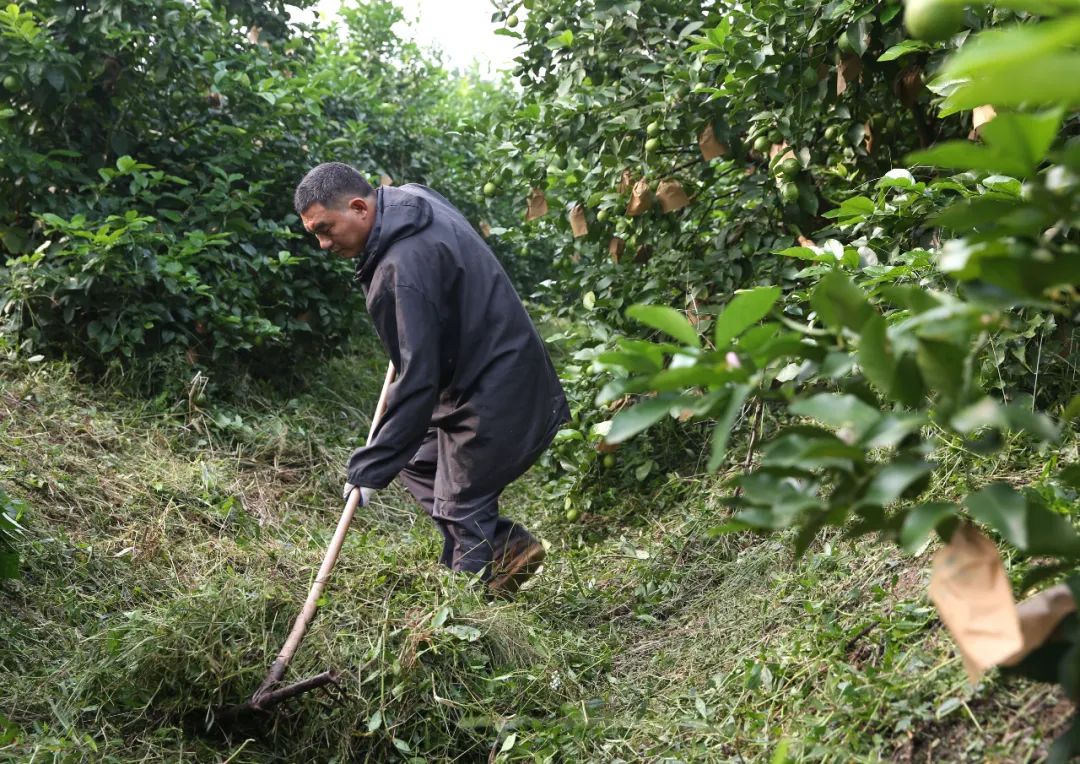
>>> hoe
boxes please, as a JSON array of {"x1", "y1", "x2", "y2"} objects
[{"x1": 212, "y1": 362, "x2": 396, "y2": 724}]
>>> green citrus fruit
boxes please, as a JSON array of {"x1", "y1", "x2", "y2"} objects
[
  {"x1": 752, "y1": 136, "x2": 770, "y2": 153},
  {"x1": 565, "y1": 508, "x2": 580, "y2": 522},
  {"x1": 801, "y1": 67, "x2": 818, "y2": 88},
  {"x1": 2, "y1": 75, "x2": 18, "y2": 93},
  {"x1": 596, "y1": 209, "x2": 609, "y2": 222},
  {"x1": 646, "y1": 120, "x2": 660, "y2": 136},
  {"x1": 824, "y1": 125, "x2": 840, "y2": 140},
  {"x1": 602, "y1": 454, "x2": 616, "y2": 469},
  {"x1": 768, "y1": 129, "x2": 783, "y2": 143},
  {"x1": 837, "y1": 31, "x2": 854, "y2": 52},
  {"x1": 483, "y1": 182, "x2": 497, "y2": 196},
  {"x1": 644, "y1": 137, "x2": 659, "y2": 151},
  {"x1": 904, "y1": 0, "x2": 965, "y2": 42},
  {"x1": 506, "y1": 13, "x2": 519, "y2": 28},
  {"x1": 778, "y1": 157, "x2": 801, "y2": 176},
  {"x1": 780, "y1": 183, "x2": 800, "y2": 203}
]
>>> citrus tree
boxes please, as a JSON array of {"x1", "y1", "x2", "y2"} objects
[
  {"x1": 480, "y1": 0, "x2": 983, "y2": 513},
  {"x1": 0, "y1": 0, "x2": 510, "y2": 384},
  {"x1": 480, "y1": 0, "x2": 1079, "y2": 752}
]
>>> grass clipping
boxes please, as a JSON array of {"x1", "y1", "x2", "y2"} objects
[{"x1": 0, "y1": 360, "x2": 574, "y2": 762}]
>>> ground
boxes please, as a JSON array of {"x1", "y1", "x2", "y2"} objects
[{"x1": 0, "y1": 356, "x2": 1071, "y2": 762}]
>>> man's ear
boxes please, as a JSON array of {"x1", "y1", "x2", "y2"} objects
[{"x1": 347, "y1": 196, "x2": 371, "y2": 215}]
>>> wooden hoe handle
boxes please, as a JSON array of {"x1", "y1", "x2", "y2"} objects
[{"x1": 252, "y1": 361, "x2": 396, "y2": 704}]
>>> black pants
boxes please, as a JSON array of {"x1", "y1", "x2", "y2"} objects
[{"x1": 398, "y1": 429, "x2": 531, "y2": 579}]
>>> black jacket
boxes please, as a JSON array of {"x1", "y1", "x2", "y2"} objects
[{"x1": 346, "y1": 184, "x2": 569, "y2": 504}]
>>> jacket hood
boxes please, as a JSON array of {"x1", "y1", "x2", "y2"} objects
[{"x1": 354, "y1": 185, "x2": 434, "y2": 284}]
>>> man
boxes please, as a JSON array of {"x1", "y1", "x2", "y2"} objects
[{"x1": 294, "y1": 162, "x2": 568, "y2": 595}]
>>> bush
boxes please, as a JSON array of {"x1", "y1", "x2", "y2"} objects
[{"x1": 0, "y1": 0, "x2": 511, "y2": 379}]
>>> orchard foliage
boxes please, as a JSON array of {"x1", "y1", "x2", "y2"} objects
[
  {"x1": 485, "y1": 0, "x2": 1080, "y2": 753},
  {"x1": 0, "y1": 0, "x2": 508, "y2": 378},
  {"x1": 482, "y1": 0, "x2": 988, "y2": 502}
]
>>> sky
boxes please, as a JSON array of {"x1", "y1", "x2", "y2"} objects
[{"x1": 292, "y1": 0, "x2": 521, "y2": 77}]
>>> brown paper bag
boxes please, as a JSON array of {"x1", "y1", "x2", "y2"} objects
[
  {"x1": 526, "y1": 187, "x2": 548, "y2": 221},
  {"x1": 768, "y1": 142, "x2": 795, "y2": 164},
  {"x1": 626, "y1": 179, "x2": 653, "y2": 217},
  {"x1": 971, "y1": 105, "x2": 997, "y2": 140},
  {"x1": 569, "y1": 203, "x2": 588, "y2": 237},
  {"x1": 895, "y1": 65, "x2": 924, "y2": 109},
  {"x1": 380, "y1": 174, "x2": 394, "y2": 187},
  {"x1": 863, "y1": 121, "x2": 875, "y2": 154},
  {"x1": 479, "y1": 220, "x2": 492, "y2": 238},
  {"x1": 1002, "y1": 584, "x2": 1078, "y2": 666},
  {"x1": 608, "y1": 237, "x2": 625, "y2": 264},
  {"x1": 656, "y1": 179, "x2": 690, "y2": 213},
  {"x1": 929, "y1": 524, "x2": 1024, "y2": 681},
  {"x1": 618, "y1": 169, "x2": 633, "y2": 194},
  {"x1": 634, "y1": 243, "x2": 652, "y2": 264},
  {"x1": 698, "y1": 124, "x2": 727, "y2": 162},
  {"x1": 837, "y1": 54, "x2": 863, "y2": 97}
]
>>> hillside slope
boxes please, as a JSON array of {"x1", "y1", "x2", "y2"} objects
[{"x1": 0, "y1": 358, "x2": 1069, "y2": 762}]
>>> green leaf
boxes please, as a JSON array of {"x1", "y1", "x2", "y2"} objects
[
  {"x1": 860, "y1": 459, "x2": 935, "y2": 508},
  {"x1": 713, "y1": 286, "x2": 781, "y2": 349},
  {"x1": 878, "y1": 39, "x2": 929, "y2": 62},
  {"x1": 952, "y1": 397, "x2": 1060, "y2": 441},
  {"x1": 367, "y1": 710, "x2": 383, "y2": 732},
  {"x1": 789, "y1": 393, "x2": 882, "y2": 441},
  {"x1": 940, "y1": 53, "x2": 1080, "y2": 114},
  {"x1": 627, "y1": 304, "x2": 700, "y2": 347},
  {"x1": 1059, "y1": 465, "x2": 1080, "y2": 490},
  {"x1": 901, "y1": 502, "x2": 958, "y2": 554},
  {"x1": 0, "y1": 715, "x2": 19, "y2": 746},
  {"x1": 811, "y1": 270, "x2": 873, "y2": 332},
  {"x1": 822, "y1": 195, "x2": 876, "y2": 224},
  {"x1": 916, "y1": 338, "x2": 966, "y2": 405},
  {"x1": 546, "y1": 29, "x2": 574, "y2": 49},
  {"x1": 980, "y1": 109, "x2": 1064, "y2": 174},
  {"x1": 708, "y1": 385, "x2": 751, "y2": 471},
  {"x1": 1064, "y1": 394, "x2": 1080, "y2": 421},
  {"x1": 648, "y1": 366, "x2": 738, "y2": 391},
  {"x1": 966, "y1": 484, "x2": 1080, "y2": 556},
  {"x1": 595, "y1": 350, "x2": 661, "y2": 375},
  {"x1": 606, "y1": 396, "x2": 677, "y2": 444},
  {"x1": 907, "y1": 141, "x2": 1031, "y2": 178},
  {"x1": 966, "y1": 483, "x2": 1028, "y2": 548},
  {"x1": 857, "y1": 314, "x2": 896, "y2": 398},
  {"x1": 115, "y1": 155, "x2": 136, "y2": 173},
  {"x1": 940, "y1": 15, "x2": 1080, "y2": 82},
  {"x1": 444, "y1": 624, "x2": 482, "y2": 641},
  {"x1": 915, "y1": 108, "x2": 1064, "y2": 178},
  {"x1": 0, "y1": 551, "x2": 18, "y2": 579},
  {"x1": 775, "y1": 246, "x2": 828, "y2": 262},
  {"x1": 862, "y1": 413, "x2": 928, "y2": 449}
]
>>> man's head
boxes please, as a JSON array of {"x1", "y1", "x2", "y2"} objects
[{"x1": 294, "y1": 162, "x2": 377, "y2": 259}]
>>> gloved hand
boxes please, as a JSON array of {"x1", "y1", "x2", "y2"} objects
[{"x1": 342, "y1": 482, "x2": 364, "y2": 504}]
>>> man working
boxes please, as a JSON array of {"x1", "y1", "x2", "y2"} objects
[{"x1": 294, "y1": 162, "x2": 569, "y2": 595}]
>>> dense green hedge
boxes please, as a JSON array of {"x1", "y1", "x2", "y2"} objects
[{"x1": 0, "y1": 0, "x2": 510, "y2": 379}]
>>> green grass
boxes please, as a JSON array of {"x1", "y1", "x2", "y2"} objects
[{"x1": 0, "y1": 358, "x2": 1071, "y2": 762}]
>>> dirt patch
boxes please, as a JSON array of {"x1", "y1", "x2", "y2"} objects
[{"x1": 891, "y1": 687, "x2": 1073, "y2": 763}]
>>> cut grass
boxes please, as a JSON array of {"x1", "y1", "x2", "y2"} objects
[{"x1": 0, "y1": 357, "x2": 1072, "y2": 762}]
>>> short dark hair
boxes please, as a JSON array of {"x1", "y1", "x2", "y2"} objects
[{"x1": 294, "y1": 162, "x2": 375, "y2": 214}]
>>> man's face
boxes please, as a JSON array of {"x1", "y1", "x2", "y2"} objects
[{"x1": 300, "y1": 196, "x2": 374, "y2": 259}]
